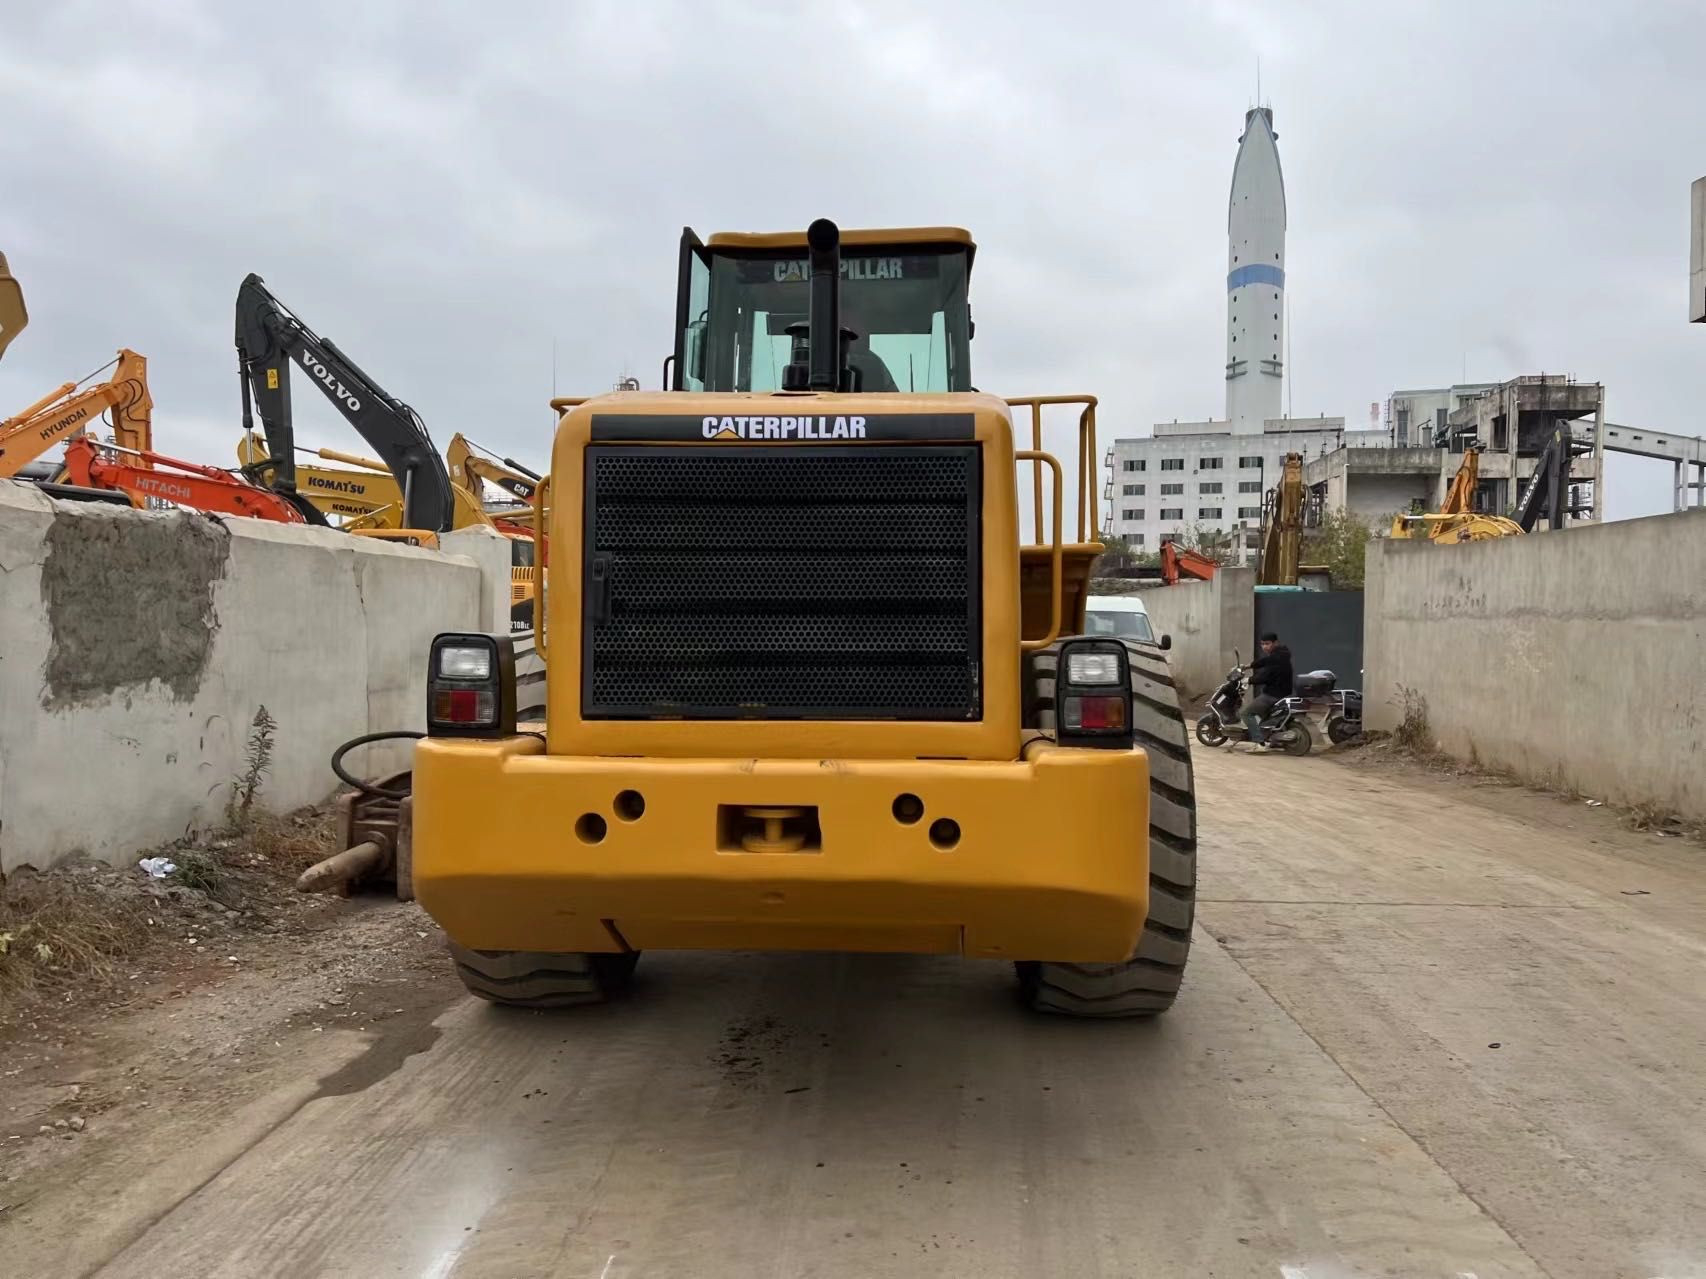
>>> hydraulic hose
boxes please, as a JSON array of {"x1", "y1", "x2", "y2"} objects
[{"x1": 330, "y1": 730, "x2": 422, "y2": 799}]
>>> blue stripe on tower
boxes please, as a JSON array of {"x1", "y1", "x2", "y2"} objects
[{"x1": 1227, "y1": 263, "x2": 1284, "y2": 291}]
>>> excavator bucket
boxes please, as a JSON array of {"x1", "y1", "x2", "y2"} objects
[{"x1": 0, "y1": 253, "x2": 26, "y2": 363}]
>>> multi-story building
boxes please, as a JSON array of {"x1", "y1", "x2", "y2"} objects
[
  {"x1": 1105, "y1": 417, "x2": 1368, "y2": 548},
  {"x1": 1385, "y1": 384, "x2": 1500, "y2": 448}
]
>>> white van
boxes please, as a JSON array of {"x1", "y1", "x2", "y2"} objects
[{"x1": 1084, "y1": 594, "x2": 1167, "y2": 648}]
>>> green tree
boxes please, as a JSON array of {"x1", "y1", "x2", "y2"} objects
[{"x1": 1299, "y1": 508, "x2": 1375, "y2": 588}]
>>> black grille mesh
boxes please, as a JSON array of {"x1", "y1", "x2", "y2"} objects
[{"x1": 582, "y1": 446, "x2": 980, "y2": 719}]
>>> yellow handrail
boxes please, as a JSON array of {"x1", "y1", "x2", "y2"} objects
[
  {"x1": 1016, "y1": 449, "x2": 1063, "y2": 651},
  {"x1": 532, "y1": 476, "x2": 550, "y2": 664},
  {"x1": 1004, "y1": 395, "x2": 1099, "y2": 544}
]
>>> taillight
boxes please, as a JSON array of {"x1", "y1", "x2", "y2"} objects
[
  {"x1": 1055, "y1": 639, "x2": 1133, "y2": 749},
  {"x1": 427, "y1": 633, "x2": 517, "y2": 737}
]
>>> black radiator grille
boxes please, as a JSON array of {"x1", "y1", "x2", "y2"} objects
[{"x1": 582, "y1": 445, "x2": 980, "y2": 719}]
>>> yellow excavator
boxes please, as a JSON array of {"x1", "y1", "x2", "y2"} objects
[
  {"x1": 0, "y1": 252, "x2": 25, "y2": 364},
  {"x1": 236, "y1": 432, "x2": 407, "y2": 526},
  {"x1": 0, "y1": 349, "x2": 153, "y2": 480},
  {"x1": 239, "y1": 431, "x2": 540, "y2": 532},
  {"x1": 447, "y1": 433, "x2": 540, "y2": 507},
  {"x1": 405, "y1": 219, "x2": 1198, "y2": 1019},
  {"x1": 1390, "y1": 446, "x2": 1523, "y2": 542}
]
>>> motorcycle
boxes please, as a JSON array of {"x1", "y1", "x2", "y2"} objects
[
  {"x1": 1194, "y1": 653, "x2": 1316, "y2": 756},
  {"x1": 1324, "y1": 686, "x2": 1363, "y2": 745}
]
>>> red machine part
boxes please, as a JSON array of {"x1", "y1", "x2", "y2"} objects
[{"x1": 61, "y1": 437, "x2": 309, "y2": 523}]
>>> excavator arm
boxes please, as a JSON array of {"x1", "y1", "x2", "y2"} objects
[
  {"x1": 0, "y1": 349, "x2": 152, "y2": 479},
  {"x1": 62, "y1": 437, "x2": 308, "y2": 523},
  {"x1": 1257, "y1": 452, "x2": 1304, "y2": 585},
  {"x1": 1438, "y1": 446, "x2": 1480, "y2": 517},
  {"x1": 235, "y1": 274, "x2": 453, "y2": 531},
  {"x1": 237, "y1": 432, "x2": 405, "y2": 526},
  {"x1": 1512, "y1": 424, "x2": 1584, "y2": 532},
  {"x1": 0, "y1": 252, "x2": 26, "y2": 363},
  {"x1": 447, "y1": 433, "x2": 540, "y2": 503},
  {"x1": 1159, "y1": 537, "x2": 1218, "y2": 585}
]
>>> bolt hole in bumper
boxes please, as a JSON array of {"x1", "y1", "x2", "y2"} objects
[{"x1": 413, "y1": 736, "x2": 1151, "y2": 962}]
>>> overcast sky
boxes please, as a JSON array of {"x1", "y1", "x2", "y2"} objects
[{"x1": 4, "y1": 0, "x2": 1703, "y2": 519}]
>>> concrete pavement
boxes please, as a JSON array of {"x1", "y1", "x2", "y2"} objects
[{"x1": 40, "y1": 749, "x2": 1706, "y2": 1278}]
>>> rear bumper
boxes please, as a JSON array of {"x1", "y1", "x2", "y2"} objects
[{"x1": 412, "y1": 737, "x2": 1150, "y2": 962}]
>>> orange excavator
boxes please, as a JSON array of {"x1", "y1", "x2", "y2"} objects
[
  {"x1": 3, "y1": 348, "x2": 310, "y2": 522},
  {"x1": 0, "y1": 349, "x2": 153, "y2": 479},
  {"x1": 60, "y1": 436, "x2": 308, "y2": 522},
  {"x1": 1159, "y1": 536, "x2": 1218, "y2": 584}
]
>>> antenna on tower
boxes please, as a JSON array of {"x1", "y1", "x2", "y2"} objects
[{"x1": 1257, "y1": 57, "x2": 1261, "y2": 108}]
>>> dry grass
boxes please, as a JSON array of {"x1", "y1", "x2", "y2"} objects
[
  {"x1": 0, "y1": 801, "x2": 341, "y2": 1022},
  {"x1": 0, "y1": 869, "x2": 159, "y2": 1005},
  {"x1": 229, "y1": 806, "x2": 340, "y2": 874},
  {"x1": 1392, "y1": 685, "x2": 1434, "y2": 755}
]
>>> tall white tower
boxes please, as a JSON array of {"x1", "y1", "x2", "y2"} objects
[{"x1": 1226, "y1": 106, "x2": 1286, "y2": 435}]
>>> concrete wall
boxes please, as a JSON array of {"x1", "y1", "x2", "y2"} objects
[
  {"x1": 1132, "y1": 566, "x2": 1254, "y2": 698},
  {"x1": 1364, "y1": 510, "x2": 1706, "y2": 821},
  {"x1": 0, "y1": 485, "x2": 484, "y2": 871},
  {"x1": 1347, "y1": 472, "x2": 1431, "y2": 526}
]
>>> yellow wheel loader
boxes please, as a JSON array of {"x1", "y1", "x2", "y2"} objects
[{"x1": 410, "y1": 221, "x2": 1197, "y2": 1016}]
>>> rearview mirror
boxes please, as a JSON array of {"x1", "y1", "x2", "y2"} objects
[{"x1": 1159, "y1": 634, "x2": 1172, "y2": 651}]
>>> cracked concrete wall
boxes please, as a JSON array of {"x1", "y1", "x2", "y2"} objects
[
  {"x1": 0, "y1": 485, "x2": 484, "y2": 871},
  {"x1": 1364, "y1": 509, "x2": 1706, "y2": 821}
]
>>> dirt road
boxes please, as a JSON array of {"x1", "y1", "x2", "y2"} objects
[{"x1": 6, "y1": 748, "x2": 1704, "y2": 1278}]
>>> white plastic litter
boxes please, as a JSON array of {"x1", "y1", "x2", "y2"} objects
[{"x1": 138, "y1": 856, "x2": 178, "y2": 879}]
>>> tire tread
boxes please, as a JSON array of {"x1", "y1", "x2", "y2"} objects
[{"x1": 1018, "y1": 635, "x2": 1198, "y2": 1018}]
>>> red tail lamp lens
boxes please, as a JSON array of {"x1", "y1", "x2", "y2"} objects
[{"x1": 1064, "y1": 694, "x2": 1127, "y2": 732}]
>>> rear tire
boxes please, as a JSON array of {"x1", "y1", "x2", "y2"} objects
[
  {"x1": 1326, "y1": 715, "x2": 1360, "y2": 745},
  {"x1": 1018, "y1": 637, "x2": 1197, "y2": 1017},
  {"x1": 1282, "y1": 720, "x2": 1314, "y2": 757},
  {"x1": 449, "y1": 942, "x2": 640, "y2": 1008}
]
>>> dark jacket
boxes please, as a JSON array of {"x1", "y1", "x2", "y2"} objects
[{"x1": 1250, "y1": 644, "x2": 1294, "y2": 698}]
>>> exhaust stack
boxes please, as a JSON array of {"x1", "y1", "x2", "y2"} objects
[{"x1": 783, "y1": 219, "x2": 851, "y2": 392}]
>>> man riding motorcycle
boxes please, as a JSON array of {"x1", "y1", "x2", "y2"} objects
[{"x1": 1240, "y1": 631, "x2": 1294, "y2": 753}]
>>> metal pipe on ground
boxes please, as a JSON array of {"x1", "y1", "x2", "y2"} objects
[{"x1": 296, "y1": 839, "x2": 389, "y2": 895}]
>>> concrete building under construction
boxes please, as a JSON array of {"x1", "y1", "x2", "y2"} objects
[{"x1": 1305, "y1": 375, "x2": 1605, "y2": 526}]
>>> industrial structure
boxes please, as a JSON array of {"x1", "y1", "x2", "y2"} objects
[{"x1": 1306, "y1": 375, "x2": 1606, "y2": 527}]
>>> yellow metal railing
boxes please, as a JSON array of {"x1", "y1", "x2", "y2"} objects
[
  {"x1": 1016, "y1": 450, "x2": 1062, "y2": 651},
  {"x1": 1004, "y1": 395, "x2": 1100, "y2": 546}
]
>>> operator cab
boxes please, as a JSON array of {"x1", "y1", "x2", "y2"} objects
[{"x1": 672, "y1": 227, "x2": 975, "y2": 394}]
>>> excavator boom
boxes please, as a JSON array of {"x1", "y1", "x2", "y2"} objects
[
  {"x1": 448, "y1": 433, "x2": 540, "y2": 503},
  {"x1": 1438, "y1": 446, "x2": 1481, "y2": 517},
  {"x1": 235, "y1": 273, "x2": 454, "y2": 531},
  {"x1": 0, "y1": 349, "x2": 152, "y2": 479},
  {"x1": 1159, "y1": 537, "x2": 1218, "y2": 585},
  {"x1": 63, "y1": 438, "x2": 307, "y2": 523},
  {"x1": 237, "y1": 432, "x2": 406, "y2": 525},
  {"x1": 1257, "y1": 452, "x2": 1304, "y2": 585}
]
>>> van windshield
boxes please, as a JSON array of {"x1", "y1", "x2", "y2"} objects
[
  {"x1": 683, "y1": 247, "x2": 972, "y2": 393},
  {"x1": 1084, "y1": 608, "x2": 1155, "y2": 643}
]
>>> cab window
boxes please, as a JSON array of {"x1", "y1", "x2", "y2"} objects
[{"x1": 688, "y1": 247, "x2": 972, "y2": 393}]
